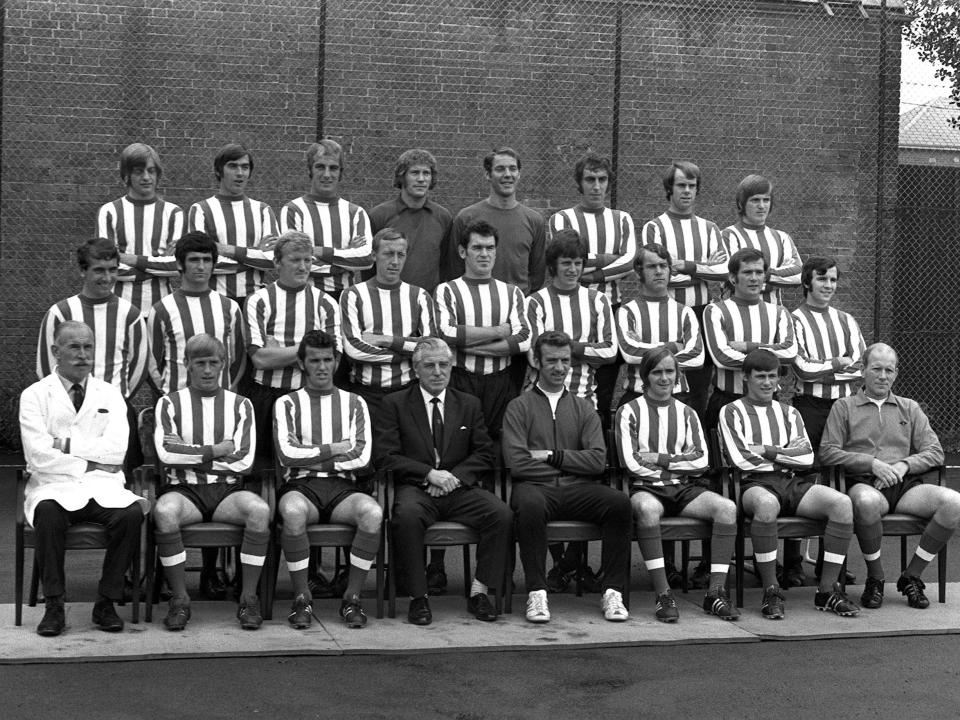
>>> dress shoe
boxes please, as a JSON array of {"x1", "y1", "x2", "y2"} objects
[
  {"x1": 37, "y1": 597, "x2": 65, "y2": 637},
  {"x1": 92, "y1": 597, "x2": 124, "y2": 632},
  {"x1": 199, "y1": 569, "x2": 228, "y2": 600},
  {"x1": 407, "y1": 596, "x2": 432, "y2": 626},
  {"x1": 467, "y1": 592, "x2": 498, "y2": 622}
]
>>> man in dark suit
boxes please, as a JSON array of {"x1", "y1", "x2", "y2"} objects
[{"x1": 377, "y1": 336, "x2": 513, "y2": 625}]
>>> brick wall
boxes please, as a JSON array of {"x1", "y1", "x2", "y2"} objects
[{"x1": 0, "y1": 0, "x2": 903, "y2": 448}]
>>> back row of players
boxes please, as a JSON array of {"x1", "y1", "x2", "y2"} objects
[{"x1": 25, "y1": 141, "x2": 957, "y2": 635}]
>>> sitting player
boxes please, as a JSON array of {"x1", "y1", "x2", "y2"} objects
[
  {"x1": 154, "y1": 334, "x2": 269, "y2": 631},
  {"x1": 615, "y1": 346, "x2": 738, "y2": 622},
  {"x1": 276, "y1": 330, "x2": 382, "y2": 629},
  {"x1": 719, "y1": 349, "x2": 858, "y2": 619}
]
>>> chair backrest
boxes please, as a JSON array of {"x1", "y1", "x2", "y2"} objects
[{"x1": 139, "y1": 406, "x2": 158, "y2": 468}]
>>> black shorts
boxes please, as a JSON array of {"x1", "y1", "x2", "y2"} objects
[
  {"x1": 158, "y1": 482, "x2": 245, "y2": 522},
  {"x1": 279, "y1": 477, "x2": 361, "y2": 522},
  {"x1": 631, "y1": 482, "x2": 709, "y2": 516},
  {"x1": 741, "y1": 471, "x2": 816, "y2": 517},
  {"x1": 846, "y1": 473, "x2": 926, "y2": 511}
]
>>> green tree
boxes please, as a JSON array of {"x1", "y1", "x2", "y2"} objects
[{"x1": 903, "y1": 1, "x2": 959, "y2": 126}]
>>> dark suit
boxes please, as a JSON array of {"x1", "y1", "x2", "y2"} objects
[{"x1": 376, "y1": 384, "x2": 512, "y2": 598}]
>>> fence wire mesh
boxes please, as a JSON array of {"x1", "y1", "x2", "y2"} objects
[{"x1": 1, "y1": 0, "x2": 956, "y2": 451}]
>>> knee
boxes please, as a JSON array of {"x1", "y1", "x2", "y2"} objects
[
  {"x1": 119, "y1": 503, "x2": 144, "y2": 530},
  {"x1": 358, "y1": 502, "x2": 383, "y2": 533},
  {"x1": 153, "y1": 498, "x2": 182, "y2": 532},
  {"x1": 32, "y1": 500, "x2": 66, "y2": 529},
  {"x1": 279, "y1": 502, "x2": 307, "y2": 535},
  {"x1": 851, "y1": 492, "x2": 883, "y2": 522},
  {"x1": 752, "y1": 498, "x2": 780, "y2": 523},
  {"x1": 494, "y1": 503, "x2": 514, "y2": 530},
  {"x1": 716, "y1": 498, "x2": 738, "y2": 525},
  {"x1": 938, "y1": 492, "x2": 960, "y2": 526},
  {"x1": 245, "y1": 499, "x2": 272, "y2": 532},
  {"x1": 830, "y1": 494, "x2": 853, "y2": 524}
]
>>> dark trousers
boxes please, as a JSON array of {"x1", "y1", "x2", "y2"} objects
[
  {"x1": 792, "y1": 394, "x2": 836, "y2": 458},
  {"x1": 450, "y1": 367, "x2": 515, "y2": 440},
  {"x1": 243, "y1": 381, "x2": 290, "y2": 460},
  {"x1": 392, "y1": 484, "x2": 513, "y2": 598},
  {"x1": 33, "y1": 499, "x2": 143, "y2": 601},
  {"x1": 511, "y1": 481, "x2": 632, "y2": 593}
]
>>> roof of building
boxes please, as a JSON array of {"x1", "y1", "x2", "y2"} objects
[{"x1": 899, "y1": 95, "x2": 960, "y2": 166}]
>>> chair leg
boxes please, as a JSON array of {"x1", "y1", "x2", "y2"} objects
[
  {"x1": 503, "y1": 536, "x2": 515, "y2": 615},
  {"x1": 680, "y1": 541, "x2": 690, "y2": 593},
  {"x1": 461, "y1": 544, "x2": 471, "y2": 599},
  {"x1": 387, "y1": 521, "x2": 396, "y2": 619},
  {"x1": 15, "y1": 531, "x2": 24, "y2": 627},
  {"x1": 29, "y1": 557, "x2": 40, "y2": 607},
  {"x1": 144, "y1": 523, "x2": 157, "y2": 623},
  {"x1": 375, "y1": 527, "x2": 385, "y2": 619},
  {"x1": 131, "y1": 531, "x2": 141, "y2": 624},
  {"x1": 735, "y1": 529, "x2": 745, "y2": 608},
  {"x1": 900, "y1": 536, "x2": 907, "y2": 573},
  {"x1": 938, "y1": 546, "x2": 947, "y2": 604}
]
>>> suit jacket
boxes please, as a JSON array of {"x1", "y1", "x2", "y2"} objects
[
  {"x1": 376, "y1": 384, "x2": 493, "y2": 487},
  {"x1": 19, "y1": 372, "x2": 148, "y2": 526}
]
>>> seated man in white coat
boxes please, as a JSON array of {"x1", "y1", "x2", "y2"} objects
[{"x1": 19, "y1": 320, "x2": 148, "y2": 637}]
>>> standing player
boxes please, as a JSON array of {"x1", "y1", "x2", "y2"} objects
[
  {"x1": 146, "y1": 231, "x2": 246, "y2": 397},
  {"x1": 280, "y1": 140, "x2": 373, "y2": 301},
  {"x1": 245, "y1": 231, "x2": 341, "y2": 460},
  {"x1": 369, "y1": 149, "x2": 452, "y2": 294},
  {"x1": 641, "y1": 161, "x2": 726, "y2": 420},
  {"x1": 701, "y1": 248, "x2": 797, "y2": 432},
  {"x1": 37, "y1": 239, "x2": 148, "y2": 469},
  {"x1": 153, "y1": 335, "x2": 268, "y2": 631},
  {"x1": 548, "y1": 153, "x2": 636, "y2": 421},
  {"x1": 188, "y1": 143, "x2": 278, "y2": 302},
  {"x1": 525, "y1": 229, "x2": 617, "y2": 406},
  {"x1": 616, "y1": 244, "x2": 704, "y2": 408},
  {"x1": 722, "y1": 174, "x2": 802, "y2": 305},
  {"x1": 615, "y1": 347, "x2": 738, "y2": 622},
  {"x1": 791, "y1": 257, "x2": 865, "y2": 454},
  {"x1": 97, "y1": 142, "x2": 183, "y2": 313},
  {"x1": 446, "y1": 147, "x2": 546, "y2": 295},
  {"x1": 720, "y1": 349, "x2": 858, "y2": 619},
  {"x1": 341, "y1": 228, "x2": 436, "y2": 422},
  {"x1": 435, "y1": 220, "x2": 531, "y2": 441},
  {"x1": 276, "y1": 331, "x2": 381, "y2": 629}
]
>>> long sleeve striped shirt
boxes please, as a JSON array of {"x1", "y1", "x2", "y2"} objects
[
  {"x1": 720, "y1": 397, "x2": 813, "y2": 473},
  {"x1": 615, "y1": 295, "x2": 703, "y2": 394},
  {"x1": 791, "y1": 303, "x2": 865, "y2": 400},
  {"x1": 37, "y1": 293, "x2": 148, "y2": 399},
  {"x1": 245, "y1": 282, "x2": 341, "y2": 389},
  {"x1": 280, "y1": 195, "x2": 373, "y2": 294},
  {"x1": 146, "y1": 288, "x2": 246, "y2": 395},
  {"x1": 526, "y1": 284, "x2": 617, "y2": 401},
  {"x1": 97, "y1": 195, "x2": 183, "y2": 312},
  {"x1": 188, "y1": 194, "x2": 278, "y2": 299},
  {"x1": 435, "y1": 276, "x2": 531, "y2": 375},
  {"x1": 703, "y1": 296, "x2": 797, "y2": 394},
  {"x1": 722, "y1": 222, "x2": 802, "y2": 305},
  {"x1": 274, "y1": 386, "x2": 371, "y2": 483},
  {"x1": 155, "y1": 386, "x2": 255, "y2": 485},
  {"x1": 548, "y1": 205, "x2": 637, "y2": 306},
  {"x1": 615, "y1": 394, "x2": 708, "y2": 487},
  {"x1": 642, "y1": 210, "x2": 727, "y2": 308},
  {"x1": 340, "y1": 279, "x2": 437, "y2": 390}
]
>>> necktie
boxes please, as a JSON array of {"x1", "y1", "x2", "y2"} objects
[
  {"x1": 430, "y1": 397, "x2": 444, "y2": 466},
  {"x1": 70, "y1": 383, "x2": 84, "y2": 412}
]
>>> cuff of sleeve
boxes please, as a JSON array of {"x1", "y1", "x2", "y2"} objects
[
  {"x1": 318, "y1": 248, "x2": 334, "y2": 261},
  {"x1": 762, "y1": 447, "x2": 778, "y2": 461},
  {"x1": 233, "y1": 247, "x2": 248, "y2": 261},
  {"x1": 547, "y1": 450, "x2": 564, "y2": 468},
  {"x1": 506, "y1": 337, "x2": 520, "y2": 355},
  {"x1": 746, "y1": 342, "x2": 760, "y2": 352},
  {"x1": 201, "y1": 447, "x2": 215, "y2": 463},
  {"x1": 64, "y1": 437, "x2": 71, "y2": 455},
  {"x1": 657, "y1": 453, "x2": 669, "y2": 467},
  {"x1": 830, "y1": 358, "x2": 843, "y2": 371},
  {"x1": 456, "y1": 325, "x2": 466, "y2": 348},
  {"x1": 390, "y1": 337, "x2": 405, "y2": 352},
  {"x1": 680, "y1": 260, "x2": 697, "y2": 274},
  {"x1": 133, "y1": 256, "x2": 149, "y2": 271}
]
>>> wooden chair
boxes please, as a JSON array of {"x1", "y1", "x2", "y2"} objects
[
  {"x1": 137, "y1": 408, "x2": 275, "y2": 622},
  {"x1": 385, "y1": 470, "x2": 504, "y2": 618},
  {"x1": 14, "y1": 469, "x2": 143, "y2": 626},
  {"x1": 264, "y1": 461, "x2": 385, "y2": 620}
]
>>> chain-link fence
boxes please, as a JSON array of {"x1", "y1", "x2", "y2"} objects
[{"x1": 4, "y1": 0, "x2": 955, "y2": 450}]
